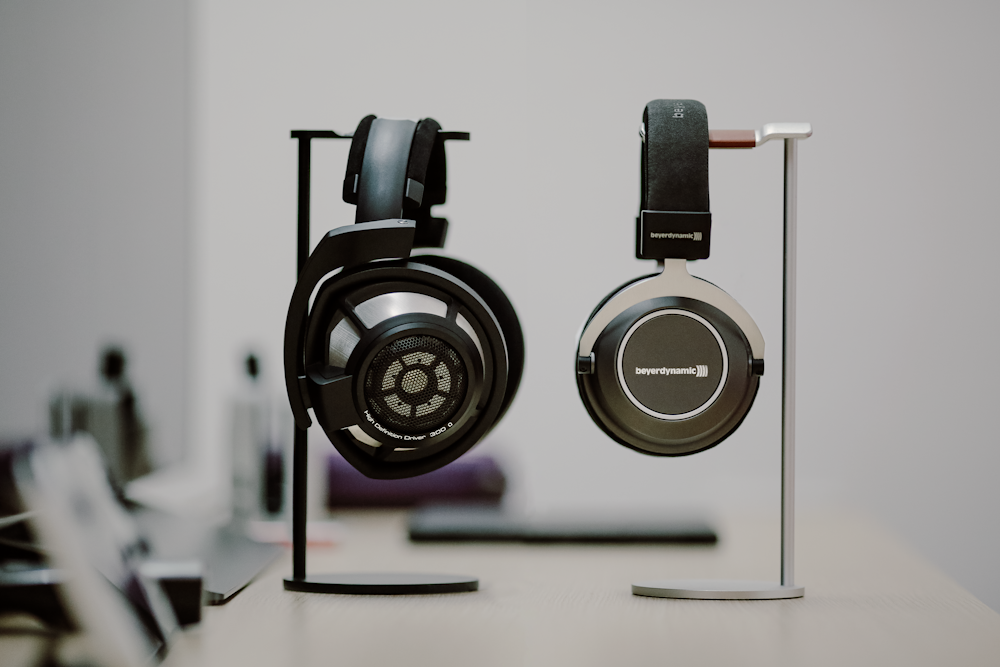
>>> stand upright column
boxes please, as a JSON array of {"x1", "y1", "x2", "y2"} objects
[
  {"x1": 291, "y1": 135, "x2": 312, "y2": 582},
  {"x1": 781, "y1": 138, "x2": 798, "y2": 588}
]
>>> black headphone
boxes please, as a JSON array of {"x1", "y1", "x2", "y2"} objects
[
  {"x1": 575, "y1": 99, "x2": 764, "y2": 457},
  {"x1": 284, "y1": 116, "x2": 524, "y2": 479}
]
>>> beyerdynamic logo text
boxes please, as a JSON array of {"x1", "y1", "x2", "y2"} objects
[
  {"x1": 650, "y1": 232, "x2": 703, "y2": 241},
  {"x1": 635, "y1": 365, "x2": 709, "y2": 378}
]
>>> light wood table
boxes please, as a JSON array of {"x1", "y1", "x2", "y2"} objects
[{"x1": 158, "y1": 510, "x2": 999, "y2": 666}]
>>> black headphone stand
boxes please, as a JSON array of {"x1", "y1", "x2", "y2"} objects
[
  {"x1": 632, "y1": 123, "x2": 813, "y2": 600},
  {"x1": 282, "y1": 130, "x2": 477, "y2": 595}
]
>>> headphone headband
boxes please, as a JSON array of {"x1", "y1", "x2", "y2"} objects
[
  {"x1": 343, "y1": 115, "x2": 457, "y2": 248},
  {"x1": 356, "y1": 118, "x2": 417, "y2": 223},
  {"x1": 638, "y1": 99, "x2": 712, "y2": 260}
]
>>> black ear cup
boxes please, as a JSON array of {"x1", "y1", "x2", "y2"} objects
[
  {"x1": 410, "y1": 254, "x2": 524, "y2": 423},
  {"x1": 300, "y1": 259, "x2": 515, "y2": 478},
  {"x1": 577, "y1": 292, "x2": 760, "y2": 456}
]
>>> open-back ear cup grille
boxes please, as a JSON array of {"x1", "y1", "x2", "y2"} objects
[{"x1": 364, "y1": 334, "x2": 468, "y2": 434}]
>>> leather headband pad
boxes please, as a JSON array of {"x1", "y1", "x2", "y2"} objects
[{"x1": 356, "y1": 118, "x2": 417, "y2": 223}]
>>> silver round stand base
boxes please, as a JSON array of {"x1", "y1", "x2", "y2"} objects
[
  {"x1": 284, "y1": 572, "x2": 478, "y2": 595},
  {"x1": 633, "y1": 579, "x2": 804, "y2": 600}
]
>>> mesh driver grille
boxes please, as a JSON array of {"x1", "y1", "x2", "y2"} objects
[{"x1": 364, "y1": 335, "x2": 467, "y2": 434}]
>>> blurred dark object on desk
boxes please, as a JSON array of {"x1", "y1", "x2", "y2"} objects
[
  {"x1": 49, "y1": 346, "x2": 153, "y2": 491},
  {"x1": 327, "y1": 455, "x2": 506, "y2": 508},
  {"x1": 408, "y1": 505, "x2": 718, "y2": 544},
  {"x1": 0, "y1": 436, "x2": 179, "y2": 666}
]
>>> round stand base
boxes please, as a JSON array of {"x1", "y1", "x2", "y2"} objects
[
  {"x1": 632, "y1": 579, "x2": 804, "y2": 600},
  {"x1": 284, "y1": 573, "x2": 478, "y2": 595}
]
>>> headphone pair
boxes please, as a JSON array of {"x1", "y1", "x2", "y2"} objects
[
  {"x1": 285, "y1": 101, "x2": 762, "y2": 480},
  {"x1": 283, "y1": 116, "x2": 524, "y2": 480},
  {"x1": 575, "y1": 99, "x2": 765, "y2": 456}
]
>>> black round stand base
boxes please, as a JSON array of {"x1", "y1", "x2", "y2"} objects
[{"x1": 283, "y1": 573, "x2": 478, "y2": 595}]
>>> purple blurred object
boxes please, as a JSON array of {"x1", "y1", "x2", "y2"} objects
[{"x1": 327, "y1": 455, "x2": 506, "y2": 508}]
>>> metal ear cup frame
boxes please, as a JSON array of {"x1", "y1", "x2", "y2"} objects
[{"x1": 295, "y1": 259, "x2": 512, "y2": 479}]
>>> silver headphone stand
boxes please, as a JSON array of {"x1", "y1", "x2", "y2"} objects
[{"x1": 633, "y1": 123, "x2": 812, "y2": 600}]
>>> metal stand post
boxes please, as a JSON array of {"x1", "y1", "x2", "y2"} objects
[
  {"x1": 781, "y1": 136, "x2": 798, "y2": 589},
  {"x1": 633, "y1": 122, "x2": 811, "y2": 600},
  {"x1": 287, "y1": 131, "x2": 343, "y2": 584}
]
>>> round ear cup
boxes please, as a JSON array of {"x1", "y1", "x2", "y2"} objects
[
  {"x1": 299, "y1": 259, "x2": 518, "y2": 479},
  {"x1": 577, "y1": 295, "x2": 759, "y2": 457},
  {"x1": 410, "y1": 254, "x2": 524, "y2": 423}
]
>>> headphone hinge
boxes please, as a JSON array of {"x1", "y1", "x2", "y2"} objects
[{"x1": 412, "y1": 217, "x2": 448, "y2": 249}]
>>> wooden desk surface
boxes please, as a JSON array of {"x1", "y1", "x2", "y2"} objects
[{"x1": 158, "y1": 510, "x2": 998, "y2": 667}]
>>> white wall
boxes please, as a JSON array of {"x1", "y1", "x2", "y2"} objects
[
  {"x1": 190, "y1": 0, "x2": 1000, "y2": 610},
  {"x1": 0, "y1": 1, "x2": 190, "y2": 467}
]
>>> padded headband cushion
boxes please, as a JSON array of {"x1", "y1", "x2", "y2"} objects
[
  {"x1": 343, "y1": 114, "x2": 376, "y2": 205},
  {"x1": 348, "y1": 115, "x2": 451, "y2": 228},
  {"x1": 355, "y1": 118, "x2": 417, "y2": 223},
  {"x1": 642, "y1": 100, "x2": 709, "y2": 212},
  {"x1": 412, "y1": 254, "x2": 524, "y2": 421}
]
